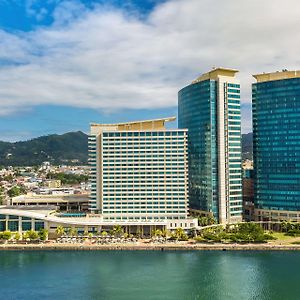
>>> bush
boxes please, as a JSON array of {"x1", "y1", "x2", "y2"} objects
[
  {"x1": 0, "y1": 231, "x2": 12, "y2": 240},
  {"x1": 38, "y1": 229, "x2": 48, "y2": 241},
  {"x1": 198, "y1": 223, "x2": 277, "y2": 244},
  {"x1": 14, "y1": 232, "x2": 21, "y2": 241},
  {"x1": 194, "y1": 236, "x2": 206, "y2": 243},
  {"x1": 23, "y1": 230, "x2": 39, "y2": 241}
]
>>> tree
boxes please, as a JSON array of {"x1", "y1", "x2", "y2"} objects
[
  {"x1": 55, "y1": 225, "x2": 65, "y2": 237},
  {"x1": 151, "y1": 229, "x2": 163, "y2": 237},
  {"x1": 280, "y1": 221, "x2": 300, "y2": 236},
  {"x1": 0, "y1": 186, "x2": 5, "y2": 205},
  {"x1": 7, "y1": 186, "x2": 26, "y2": 198},
  {"x1": 101, "y1": 231, "x2": 108, "y2": 237},
  {"x1": 111, "y1": 225, "x2": 124, "y2": 237},
  {"x1": 38, "y1": 229, "x2": 48, "y2": 241},
  {"x1": 46, "y1": 172, "x2": 89, "y2": 185},
  {"x1": 135, "y1": 228, "x2": 142, "y2": 238},
  {"x1": 198, "y1": 216, "x2": 216, "y2": 227},
  {"x1": 190, "y1": 227, "x2": 198, "y2": 238},
  {"x1": 68, "y1": 228, "x2": 78, "y2": 237},
  {"x1": 161, "y1": 229, "x2": 169, "y2": 238},
  {"x1": 172, "y1": 228, "x2": 189, "y2": 241}
]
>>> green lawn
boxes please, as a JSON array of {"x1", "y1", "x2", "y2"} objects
[
  {"x1": 271, "y1": 232, "x2": 292, "y2": 240},
  {"x1": 269, "y1": 232, "x2": 300, "y2": 244}
]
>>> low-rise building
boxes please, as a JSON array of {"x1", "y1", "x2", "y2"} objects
[
  {"x1": 45, "y1": 180, "x2": 61, "y2": 189},
  {"x1": 242, "y1": 167, "x2": 254, "y2": 221},
  {"x1": 0, "y1": 207, "x2": 197, "y2": 236},
  {"x1": 11, "y1": 194, "x2": 89, "y2": 212}
]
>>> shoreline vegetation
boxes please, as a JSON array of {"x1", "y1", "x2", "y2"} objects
[{"x1": 2, "y1": 222, "x2": 300, "y2": 251}]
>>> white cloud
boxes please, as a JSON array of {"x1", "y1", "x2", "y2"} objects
[{"x1": 0, "y1": 0, "x2": 299, "y2": 118}]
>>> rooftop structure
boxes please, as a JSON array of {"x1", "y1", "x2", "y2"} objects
[
  {"x1": 192, "y1": 68, "x2": 239, "y2": 84},
  {"x1": 90, "y1": 117, "x2": 176, "y2": 133},
  {"x1": 253, "y1": 70, "x2": 300, "y2": 83}
]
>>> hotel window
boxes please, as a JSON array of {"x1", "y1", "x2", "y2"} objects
[
  {"x1": 8, "y1": 221, "x2": 18, "y2": 231},
  {"x1": 34, "y1": 222, "x2": 44, "y2": 231}
]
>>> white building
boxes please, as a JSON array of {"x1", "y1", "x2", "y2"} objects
[{"x1": 89, "y1": 117, "x2": 192, "y2": 223}]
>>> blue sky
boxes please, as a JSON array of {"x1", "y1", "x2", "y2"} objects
[{"x1": 0, "y1": 0, "x2": 299, "y2": 141}]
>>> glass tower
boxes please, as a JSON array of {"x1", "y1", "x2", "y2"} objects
[
  {"x1": 178, "y1": 68, "x2": 242, "y2": 223},
  {"x1": 252, "y1": 70, "x2": 300, "y2": 220}
]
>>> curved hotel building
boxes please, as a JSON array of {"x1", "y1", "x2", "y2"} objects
[
  {"x1": 178, "y1": 68, "x2": 243, "y2": 223},
  {"x1": 253, "y1": 70, "x2": 300, "y2": 221}
]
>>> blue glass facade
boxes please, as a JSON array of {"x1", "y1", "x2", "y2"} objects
[
  {"x1": 178, "y1": 80, "x2": 219, "y2": 218},
  {"x1": 178, "y1": 72, "x2": 243, "y2": 223},
  {"x1": 253, "y1": 77, "x2": 300, "y2": 211}
]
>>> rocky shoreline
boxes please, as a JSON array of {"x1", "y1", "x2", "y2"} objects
[{"x1": 1, "y1": 242, "x2": 300, "y2": 251}]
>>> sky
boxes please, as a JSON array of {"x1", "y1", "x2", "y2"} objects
[{"x1": 0, "y1": 0, "x2": 299, "y2": 142}]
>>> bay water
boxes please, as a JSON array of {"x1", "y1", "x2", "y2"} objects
[{"x1": 0, "y1": 250, "x2": 299, "y2": 300}]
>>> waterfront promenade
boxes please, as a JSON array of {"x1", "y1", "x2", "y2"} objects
[{"x1": 2, "y1": 239, "x2": 300, "y2": 251}]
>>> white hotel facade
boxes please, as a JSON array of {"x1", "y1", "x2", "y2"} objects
[{"x1": 89, "y1": 117, "x2": 192, "y2": 223}]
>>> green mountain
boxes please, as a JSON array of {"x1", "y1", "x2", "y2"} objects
[
  {"x1": 242, "y1": 132, "x2": 253, "y2": 160},
  {"x1": 0, "y1": 131, "x2": 88, "y2": 166},
  {"x1": 0, "y1": 131, "x2": 253, "y2": 167}
]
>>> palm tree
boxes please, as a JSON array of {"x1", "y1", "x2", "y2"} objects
[
  {"x1": 151, "y1": 229, "x2": 163, "y2": 237},
  {"x1": 55, "y1": 225, "x2": 65, "y2": 237},
  {"x1": 112, "y1": 225, "x2": 124, "y2": 237},
  {"x1": 68, "y1": 228, "x2": 78, "y2": 237},
  {"x1": 198, "y1": 216, "x2": 216, "y2": 227},
  {"x1": 101, "y1": 231, "x2": 108, "y2": 237},
  {"x1": 38, "y1": 229, "x2": 49, "y2": 241},
  {"x1": 207, "y1": 216, "x2": 216, "y2": 225},
  {"x1": 136, "y1": 228, "x2": 141, "y2": 238},
  {"x1": 173, "y1": 228, "x2": 188, "y2": 241},
  {"x1": 190, "y1": 227, "x2": 197, "y2": 238}
]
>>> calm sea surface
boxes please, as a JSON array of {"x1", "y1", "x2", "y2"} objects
[{"x1": 0, "y1": 250, "x2": 300, "y2": 300}]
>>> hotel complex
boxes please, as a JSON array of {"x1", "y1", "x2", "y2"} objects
[
  {"x1": 1, "y1": 68, "x2": 300, "y2": 236},
  {"x1": 178, "y1": 68, "x2": 243, "y2": 224},
  {"x1": 0, "y1": 118, "x2": 197, "y2": 235},
  {"x1": 253, "y1": 70, "x2": 300, "y2": 221}
]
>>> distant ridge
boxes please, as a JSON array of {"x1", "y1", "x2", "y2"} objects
[
  {"x1": 242, "y1": 132, "x2": 253, "y2": 160},
  {"x1": 0, "y1": 131, "x2": 88, "y2": 166},
  {"x1": 0, "y1": 131, "x2": 253, "y2": 166}
]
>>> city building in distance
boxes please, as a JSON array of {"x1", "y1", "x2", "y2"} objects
[
  {"x1": 242, "y1": 160, "x2": 254, "y2": 222},
  {"x1": 89, "y1": 117, "x2": 193, "y2": 224},
  {"x1": 252, "y1": 70, "x2": 300, "y2": 222},
  {"x1": 178, "y1": 68, "x2": 243, "y2": 223}
]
